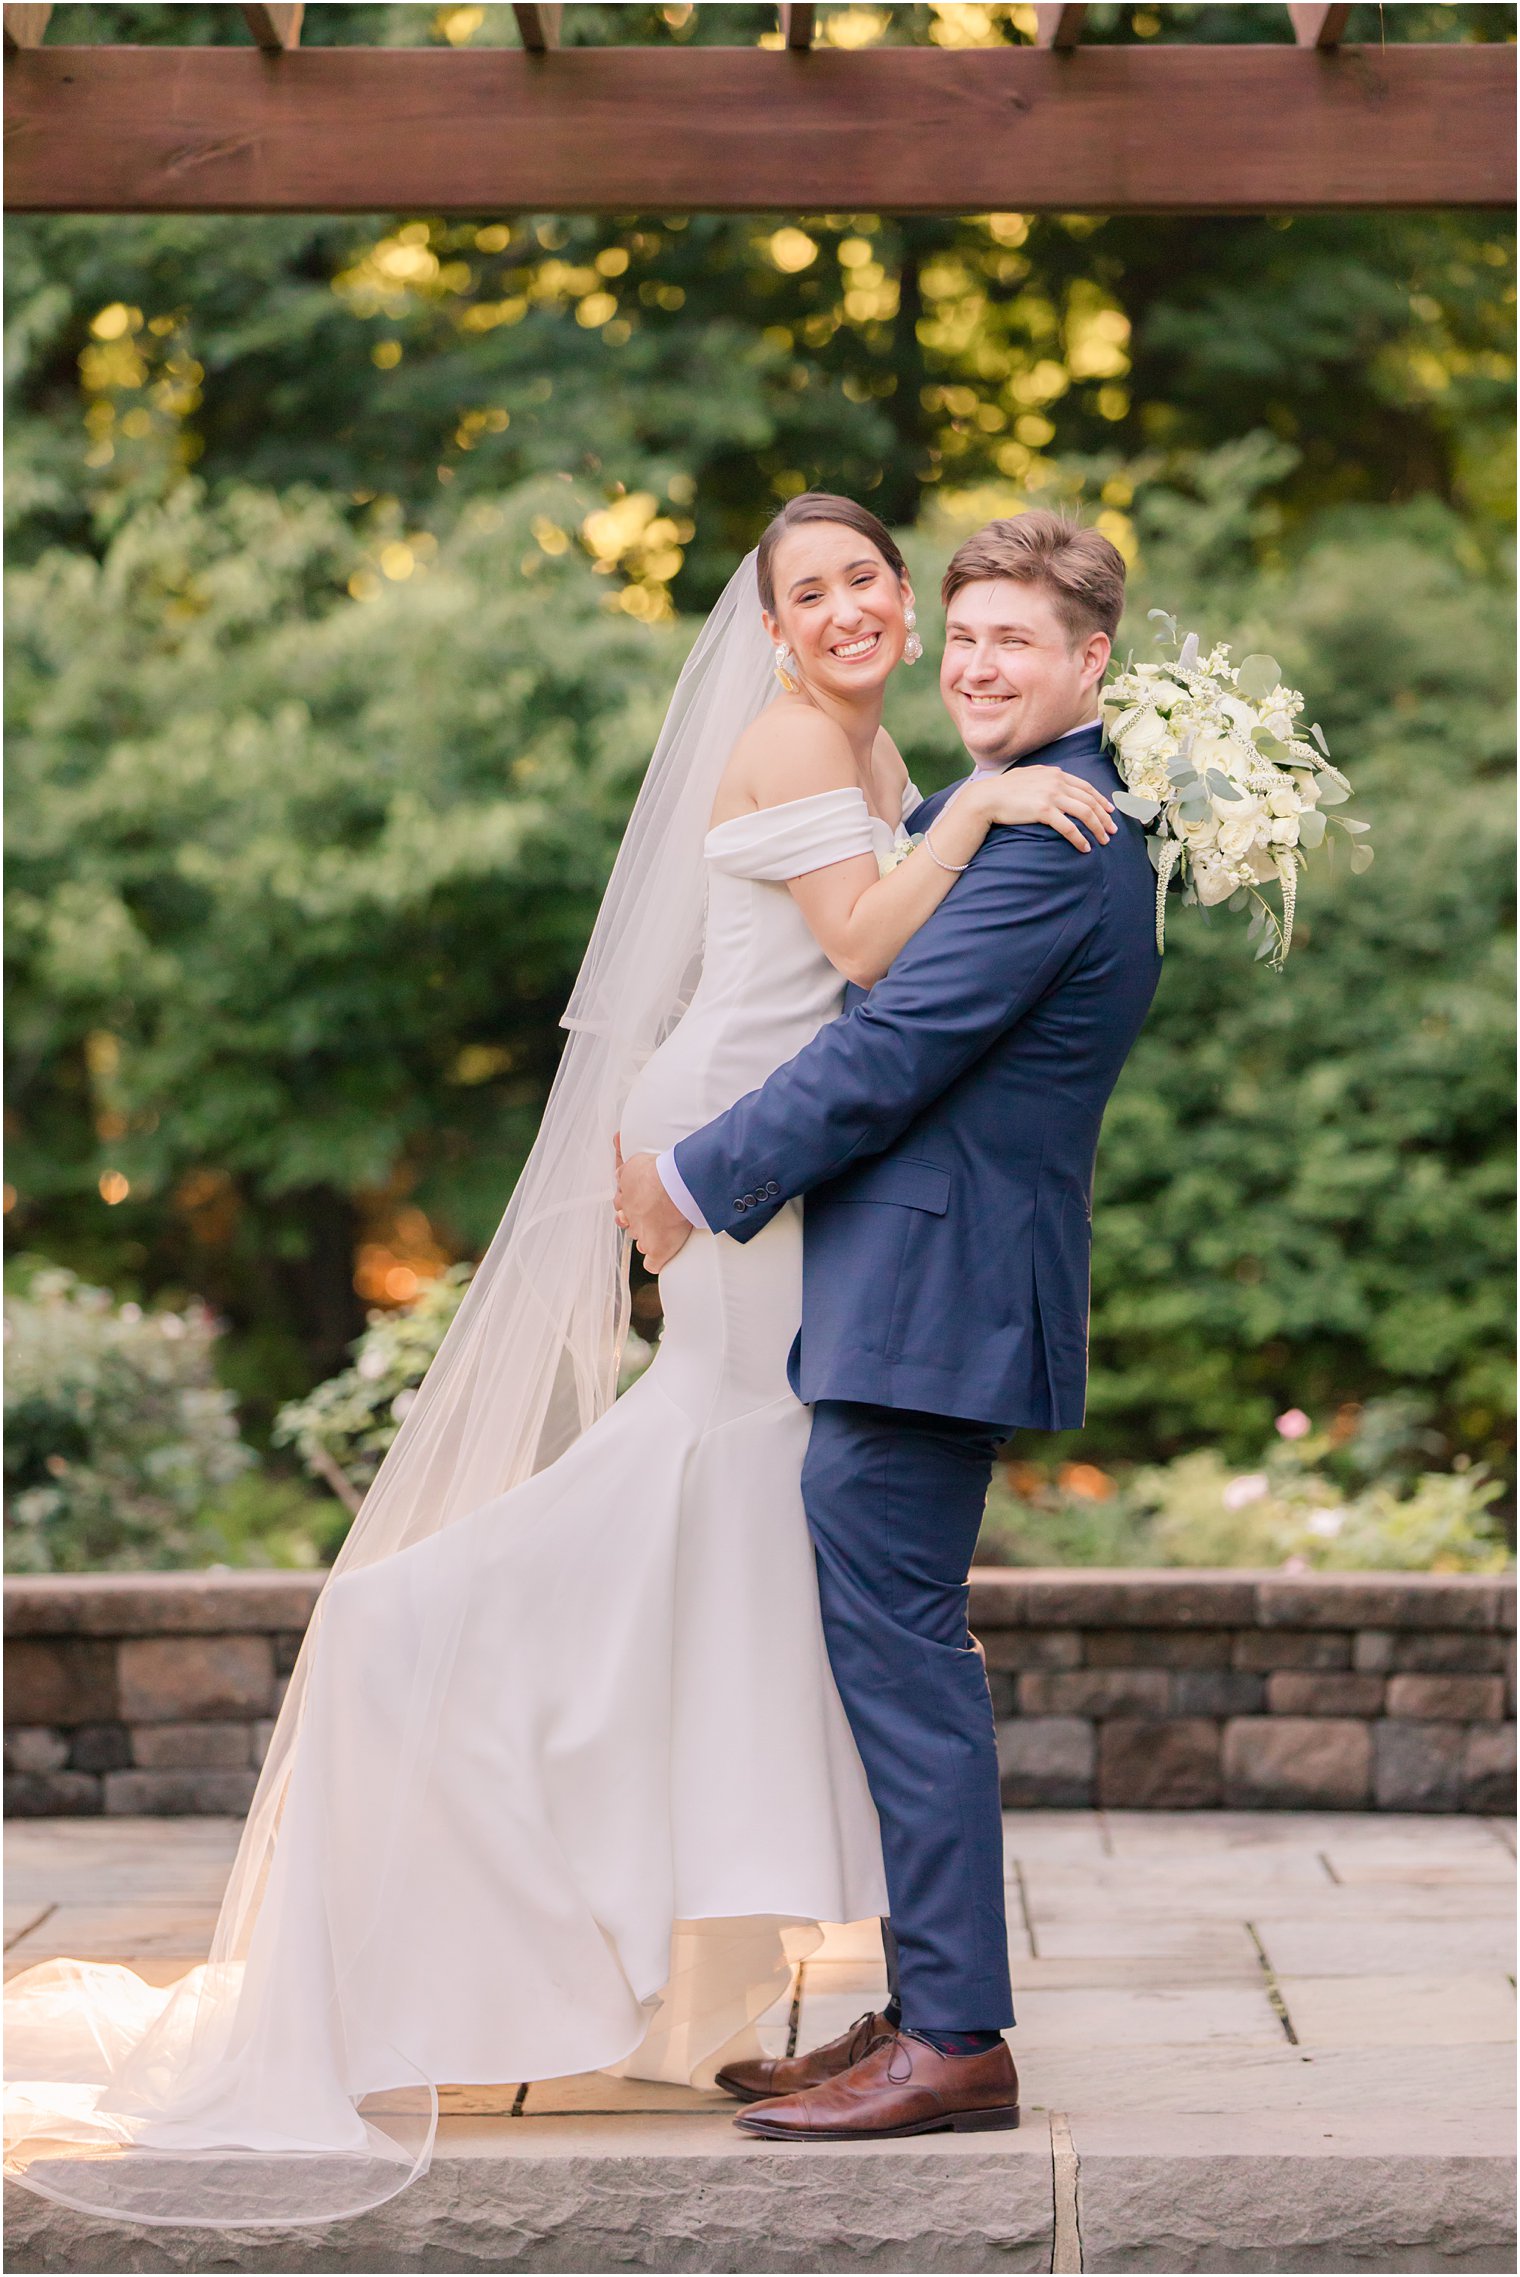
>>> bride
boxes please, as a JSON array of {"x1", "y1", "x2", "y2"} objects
[{"x1": 5, "y1": 494, "x2": 1111, "y2": 2228}]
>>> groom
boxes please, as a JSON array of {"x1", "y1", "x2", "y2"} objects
[{"x1": 619, "y1": 510, "x2": 1161, "y2": 2139}]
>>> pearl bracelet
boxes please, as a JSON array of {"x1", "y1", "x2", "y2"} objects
[{"x1": 922, "y1": 823, "x2": 970, "y2": 876}]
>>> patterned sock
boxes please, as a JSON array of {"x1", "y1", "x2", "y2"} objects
[{"x1": 906, "y1": 2027, "x2": 1004, "y2": 2058}]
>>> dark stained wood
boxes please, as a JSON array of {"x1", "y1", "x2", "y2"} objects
[
  {"x1": 1288, "y1": 4, "x2": 1353, "y2": 47},
  {"x1": 3, "y1": 5, "x2": 52, "y2": 49},
  {"x1": 780, "y1": 4, "x2": 815, "y2": 50},
  {"x1": 3, "y1": 43, "x2": 1512, "y2": 214},
  {"x1": 240, "y1": 4, "x2": 303, "y2": 50},
  {"x1": 512, "y1": 4, "x2": 560, "y2": 53},
  {"x1": 1033, "y1": 5, "x2": 1088, "y2": 49}
]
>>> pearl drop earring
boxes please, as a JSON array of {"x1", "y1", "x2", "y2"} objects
[
  {"x1": 773, "y1": 644, "x2": 800, "y2": 693},
  {"x1": 903, "y1": 606, "x2": 924, "y2": 666}
]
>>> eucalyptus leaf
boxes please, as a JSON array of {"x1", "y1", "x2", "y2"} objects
[
  {"x1": 1310, "y1": 721, "x2": 1329, "y2": 755},
  {"x1": 1178, "y1": 797, "x2": 1210, "y2": 823},
  {"x1": 1252, "y1": 731, "x2": 1289, "y2": 762},
  {"x1": 1335, "y1": 816, "x2": 1371, "y2": 834},
  {"x1": 1236, "y1": 654, "x2": 1280, "y2": 698},
  {"x1": 1350, "y1": 844, "x2": 1375, "y2": 874},
  {"x1": 1206, "y1": 769, "x2": 1244, "y2": 801},
  {"x1": 1145, "y1": 835, "x2": 1170, "y2": 873},
  {"x1": 1229, "y1": 890, "x2": 1247, "y2": 912},
  {"x1": 1112, "y1": 791, "x2": 1161, "y2": 823},
  {"x1": 1178, "y1": 632, "x2": 1199, "y2": 671},
  {"x1": 1296, "y1": 809, "x2": 1327, "y2": 849},
  {"x1": 1314, "y1": 779, "x2": 1350, "y2": 806},
  {"x1": 1255, "y1": 934, "x2": 1277, "y2": 961}
]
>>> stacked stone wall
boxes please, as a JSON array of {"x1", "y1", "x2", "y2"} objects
[
  {"x1": 973, "y1": 1569, "x2": 1515, "y2": 1813},
  {"x1": 4, "y1": 1567, "x2": 1515, "y2": 1815}
]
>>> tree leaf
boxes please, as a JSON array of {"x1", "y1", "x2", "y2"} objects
[{"x1": 1236, "y1": 654, "x2": 1280, "y2": 698}]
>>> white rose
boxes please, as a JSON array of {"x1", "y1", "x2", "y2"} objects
[
  {"x1": 1215, "y1": 813, "x2": 1256, "y2": 860},
  {"x1": 1120, "y1": 709, "x2": 1167, "y2": 756},
  {"x1": 1298, "y1": 775, "x2": 1321, "y2": 807},
  {"x1": 1194, "y1": 860, "x2": 1237, "y2": 906},
  {"x1": 1269, "y1": 816, "x2": 1299, "y2": 846},
  {"x1": 1268, "y1": 788, "x2": 1299, "y2": 818}
]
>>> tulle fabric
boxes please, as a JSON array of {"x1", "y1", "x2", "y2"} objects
[{"x1": 3, "y1": 554, "x2": 820, "y2": 2227}]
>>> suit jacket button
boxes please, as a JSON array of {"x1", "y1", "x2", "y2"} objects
[{"x1": 765, "y1": 1181, "x2": 780, "y2": 1197}]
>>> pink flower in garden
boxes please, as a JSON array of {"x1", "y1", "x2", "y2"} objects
[{"x1": 1275, "y1": 1408, "x2": 1311, "y2": 1440}]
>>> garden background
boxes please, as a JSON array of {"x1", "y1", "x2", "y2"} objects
[{"x1": 6, "y1": 1, "x2": 1514, "y2": 1576}]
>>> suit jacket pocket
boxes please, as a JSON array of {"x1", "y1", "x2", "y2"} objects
[{"x1": 826, "y1": 1156, "x2": 951, "y2": 1216}]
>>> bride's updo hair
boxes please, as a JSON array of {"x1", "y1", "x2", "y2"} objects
[{"x1": 755, "y1": 491, "x2": 908, "y2": 612}]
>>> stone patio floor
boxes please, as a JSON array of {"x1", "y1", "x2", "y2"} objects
[{"x1": 4, "y1": 1810, "x2": 1515, "y2": 2273}]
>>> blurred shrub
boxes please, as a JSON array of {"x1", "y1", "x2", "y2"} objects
[
  {"x1": 275, "y1": 1262, "x2": 654, "y2": 1524},
  {"x1": 3, "y1": 1263, "x2": 256, "y2": 1570},
  {"x1": 274, "y1": 1264, "x2": 474, "y2": 1507},
  {"x1": 979, "y1": 1396, "x2": 1510, "y2": 1573}
]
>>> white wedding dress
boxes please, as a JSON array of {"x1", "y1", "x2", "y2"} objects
[{"x1": 6, "y1": 783, "x2": 917, "y2": 2223}]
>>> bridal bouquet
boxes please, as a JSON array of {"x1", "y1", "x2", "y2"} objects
[{"x1": 1102, "y1": 612, "x2": 1370, "y2": 969}]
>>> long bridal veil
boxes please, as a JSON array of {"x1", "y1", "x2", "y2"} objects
[{"x1": 4, "y1": 553, "x2": 780, "y2": 2228}]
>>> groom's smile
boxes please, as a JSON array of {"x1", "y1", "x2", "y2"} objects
[{"x1": 940, "y1": 576, "x2": 1108, "y2": 765}]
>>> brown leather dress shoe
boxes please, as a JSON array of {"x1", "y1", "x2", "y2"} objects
[
  {"x1": 733, "y1": 2029, "x2": 1019, "y2": 2140},
  {"x1": 715, "y1": 2010, "x2": 895, "y2": 2104}
]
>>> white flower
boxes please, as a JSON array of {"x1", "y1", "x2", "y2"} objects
[
  {"x1": 1194, "y1": 859, "x2": 1237, "y2": 906},
  {"x1": 1119, "y1": 709, "x2": 1168, "y2": 756},
  {"x1": 1268, "y1": 788, "x2": 1299, "y2": 818},
  {"x1": 1306, "y1": 1508, "x2": 1346, "y2": 1538},
  {"x1": 1223, "y1": 1472, "x2": 1269, "y2": 1511},
  {"x1": 1216, "y1": 813, "x2": 1257, "y2": 860},
  {"x1": 1269, "y1": 816, "x2": 1299, "y2": 846},
  {"x1": 357, "y1": 1347, "x2": 388, "y2": 1381}
]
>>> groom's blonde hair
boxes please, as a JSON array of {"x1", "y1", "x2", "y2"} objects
[{"x1": 941, "y1": 511, "x2": 1126, "y2": 645}]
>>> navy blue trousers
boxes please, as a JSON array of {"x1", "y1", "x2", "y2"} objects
[{"x1": 802, "y1": 1400, "x2": 1014, "y2": 2031}]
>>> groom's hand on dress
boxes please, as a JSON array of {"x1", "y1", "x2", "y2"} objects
[{"x1": 616, "y1": 1150, "x2": 693, "y2": 1274}]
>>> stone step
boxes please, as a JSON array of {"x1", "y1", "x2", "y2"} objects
[{"x1": 6, "y1": 2104, "x2": 1514, "y2": 2274}]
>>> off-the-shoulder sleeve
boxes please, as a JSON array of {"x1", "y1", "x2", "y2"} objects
[{"x1": 704, "y1": 788, "x2": 875, "y2": 882}]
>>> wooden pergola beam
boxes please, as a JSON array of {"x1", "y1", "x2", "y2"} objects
[
  {"x1": 3, "y1": 44, "x2": 1511, "y2": 214},
  {"x1": 512, "y1": 4, "x2": 560, "y2": 53},
  {"x1": 240, "y1": 5, "x2": 303, "y2": 50},
  {"x1": 2, "y1": 5, "x2": 51, "y2": 49},
  {"x1": 1033, "y1": 6, "x2": 1088, "y2": 49},
  {"x1": 779, "y1": 4, "x2": 815, "y2": 50},
  {"x1": 1288, "y1": 5, "x2": 1353, "y2": 47}
]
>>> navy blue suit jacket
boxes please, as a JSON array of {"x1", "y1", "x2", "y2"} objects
[{"x1": 672, "y1": 724, "x2": 1161, "y2": 1431}]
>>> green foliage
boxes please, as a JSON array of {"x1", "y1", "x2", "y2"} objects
[
  {"x1": 3, "y1": 1262, "x2": 255, "y2": 1570},
  {"x1": 5, "y1": 8, "x2": 1511, "y2": 598},
  {"x1": 1061, "y1": 454, "x2": 1514, "y2": 1475},
  {"x1": 273, "y1": 1263, "x2": 653, "y2": 1521},
  {"x1": 980, "y1": 1398, "x2": 1511, "y2": 1573},
  {"x1": 3, "y1": 1, "x2": 1513, "y2": 1512},
  {"x1": 274, "y1": 1264, "x2": 473, "y2": 1505},
  {"x1": 6, "y1": 476, "x2": 687, "y2": 1396}
]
